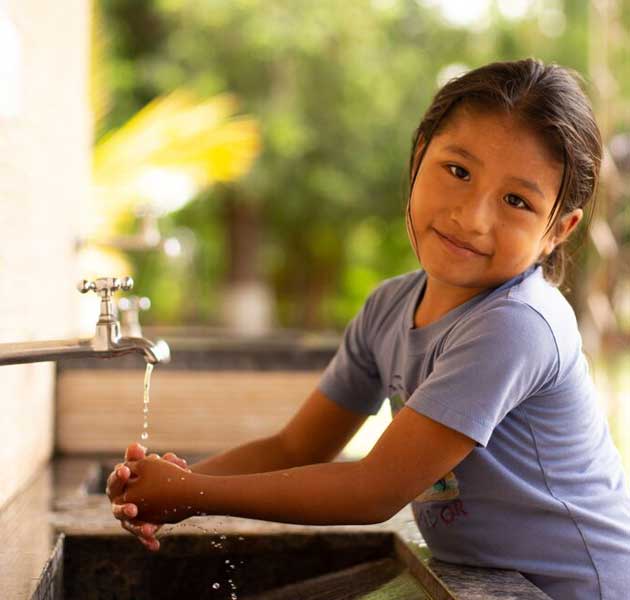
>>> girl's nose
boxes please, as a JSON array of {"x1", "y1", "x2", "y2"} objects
[{"x1": 449, "y1": 193, "x2": 494, "y2": 234}]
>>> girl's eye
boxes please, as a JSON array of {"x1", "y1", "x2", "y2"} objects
[
  {"x1": 445, "y1": 164, "x2": 531, "y2": 211},
  {"x1": 504, "y1": 194, "x2": 529, "y2": 210},
  {"x1": 447, "y1": 164, "x2": 469, "y2": 180}
]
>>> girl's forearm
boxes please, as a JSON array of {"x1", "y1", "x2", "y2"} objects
[
  {"x1": 183, "y1": 460, "x2": 390, "y2": 526},
  {"x1": 187, "y1": 434, "x2": 297, "y2": 476}
]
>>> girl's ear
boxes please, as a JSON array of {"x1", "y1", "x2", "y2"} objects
[{"x1": 542, "y1": 208, "x2": 583, "y2": 256}]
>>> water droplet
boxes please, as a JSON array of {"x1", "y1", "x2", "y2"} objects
[
  {"x1": 143, "y1": 422, "x2": 148, "y2": 429},
  {"x1": 220, "y1": 535, "x2": 226, "y2": 539},
  {"x1": 141, "y1": 432, "x2": 148, "y2": 440},
  {"x1": 231, "y1": 594, "x2": 237, "y2": 599},
  {"x1": 200, "y1": 491, "x2": 204, "y2": 495},
  {"x1": 230, "y1": 564, "x2": 235, "y2": 569},
  {"x1": 173, "y1": 508, "x2": 177, "y2": 512},
  {"x1": 225, "y1": 559, "x2": 230, "y2": 564},
  {"x1": 167, "y1": 478, "x2": 172, "y2": 482},
  {"x1": 237, "y1": 536, "x2": 244, "y2": 541},
  {"x1": 212, "y1": 582, "x2": 220, "y2": 589},
  {"x1": 180, "y1": 477, "x2": 185, "y2": 480}
]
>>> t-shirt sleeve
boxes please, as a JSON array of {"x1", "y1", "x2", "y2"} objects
[
  {"x1": 317, "y1": 288, "x2": 385, "y2": 416},
  {"x1": 406, "y1": 300, "x2": 559, "y2": 447}
]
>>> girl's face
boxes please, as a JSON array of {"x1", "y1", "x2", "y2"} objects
[{"x1": 408, "y1": 105, "x2": 582, "y2": 294}]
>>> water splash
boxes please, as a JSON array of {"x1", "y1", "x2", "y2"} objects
[{"x1": 152, "y1": 511, "x2": 245, "y2": 597}]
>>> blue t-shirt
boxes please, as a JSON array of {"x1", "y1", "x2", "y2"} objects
[{"x1": 318, "y1": 264, "x2": 630, "y2": 600}]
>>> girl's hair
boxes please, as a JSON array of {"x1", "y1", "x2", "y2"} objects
[{"x1": 406, "y1": 58, "x2": 603, "y2": 287}]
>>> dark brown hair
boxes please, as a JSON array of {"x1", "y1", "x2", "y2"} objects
[{"x1": 406, "y1": 58, "x2": 602, "y2": 287}]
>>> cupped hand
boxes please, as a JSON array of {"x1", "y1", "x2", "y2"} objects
[
  {"x1": 107, "y1": 442, "x2": 191, "y2": 551},
  {"x1": 122, "y1": 456, "x2": 196, "y2": 525}
]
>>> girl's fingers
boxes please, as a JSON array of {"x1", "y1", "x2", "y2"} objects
[
  {"x1": 112, "y1": 502, "x2": 138, "y2": 520},
  {"x1": 141, "y1": 523, "x2": 161, "y2": 537},
  {"x1": 105, "y1": 472, "x2": 118, "y2": 499},
  {"x1": 125, "y1": 442, "x2": 147, "y2": 462},
  {"x1": 117, "y1": 465, "x2": 130, "y2": 480},
  {"x1": 163, "y1": 452, "x2": 186, "y2": 467},
  {"x1": 121, "y1": 519, "x2": 142, "y2": 536},
  {"x1": 125, "y1": 461, "x2": 141, "y2": 477},
  {"x1": 162, "y1": 453, "x2": 190, "y2": 471},
  {"x1": 121, "y1": 520, "x2": 161, "y2": 551},
  {"x1": 106, "y1": 467, "x2": 127, "y2": 500},
  {"x1": 122, "y1": 519, "x2": 154, "y2": 536},
  {"x1": 140, "y1": 537, "x2": 160, "y2": 552}
]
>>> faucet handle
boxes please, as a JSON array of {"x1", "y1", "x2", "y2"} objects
[{"x1": 77, "y1": 277, "x2": 134, "y2": 297}]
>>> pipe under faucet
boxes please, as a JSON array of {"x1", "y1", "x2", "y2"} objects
[{"x1": 0, "y1": 277, "x2": 170, "y2": 366}]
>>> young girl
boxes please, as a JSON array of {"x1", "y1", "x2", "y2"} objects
[{"x1": 107, "y1": 58, "x2": 630, "y2": 600}]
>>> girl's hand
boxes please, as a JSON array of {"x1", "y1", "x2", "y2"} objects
[
  {"x1": 107, "y1": 442, "x2": 191, "y2": 550},
  {"x1": 121, "y1": 455, "x2": 197, "y2": 524}
]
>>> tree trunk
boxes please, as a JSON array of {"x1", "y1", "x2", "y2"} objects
[{"x1": 220, "y1": 193, "x2": 273, "y2": 335}]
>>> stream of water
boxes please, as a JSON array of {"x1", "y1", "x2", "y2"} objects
[
  {"x1": 141, "y1": 363, "x2": 153, "y2": 441},
  {"x1": 139, "y1": 363, "x2": 241, "y2": 597}
]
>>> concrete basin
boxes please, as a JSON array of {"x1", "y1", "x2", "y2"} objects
[{"x1": 37, "y1": 530, "x2": 454, "y2": 599}]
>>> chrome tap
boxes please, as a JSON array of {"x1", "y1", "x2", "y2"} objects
[
  {"x1": 117, "y1": 295, "x2": 151, "y2": 338},
  {"x1": 0, "y1": 277, "x2": 170, "y2": 366},
  {"x1": 76, "y1": 211, "x2": 182, "y2": 256}
]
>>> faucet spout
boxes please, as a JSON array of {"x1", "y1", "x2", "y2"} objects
[
  {"x1": 0, "y1": 335, "x2": 171, "y2": 366},
  {"x1": 113, "y1": 337, "x2": 171, "y2": 364},
  {"x1": 0, "y1": 276, "x2": 171, "y2": 367}
]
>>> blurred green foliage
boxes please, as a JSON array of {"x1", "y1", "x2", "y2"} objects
[{"x1": 98, "y1": 0, "x2": 594, "y2": 329}]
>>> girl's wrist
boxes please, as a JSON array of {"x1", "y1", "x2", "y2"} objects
[{"x1": 180, "y1": 471, "x2": 212, "y2": 517}]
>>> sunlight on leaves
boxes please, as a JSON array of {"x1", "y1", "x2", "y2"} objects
[{"x1": 91, "y1": 89, "x2": 260, "y2": 232}]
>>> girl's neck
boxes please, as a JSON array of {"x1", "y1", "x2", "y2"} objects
[{"x1": 413, "y1": 275, "x2": 489, "y2": 329}]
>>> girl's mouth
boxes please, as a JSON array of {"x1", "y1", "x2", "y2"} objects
[{"x1": 433, "y1": 228, "x2": 487, "y2": 258}]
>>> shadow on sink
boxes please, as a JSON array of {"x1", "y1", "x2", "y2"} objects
[{"x1": 38, "y1": 531, "x2": 453, "y2": 599}]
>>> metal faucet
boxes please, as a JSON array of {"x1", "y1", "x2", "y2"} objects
[
  {"x1": 76, "y1": 212, "x2": 182, "y2": 256},
  {"x1": 117, "y1": 295, "x2": 151, "y2": 338},
  {"x1": 0, "y1": 277, "x2": 170, "y2": 366}
]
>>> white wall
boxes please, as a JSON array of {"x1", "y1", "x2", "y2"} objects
[{"x1": 0, "y1": 0, "x2": 91, "y2": 509}]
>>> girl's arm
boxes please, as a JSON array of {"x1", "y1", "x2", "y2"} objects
[
  {"x1": 109, "y1": 388, "x2": 367, "y2": 550},
  {"x1": 188, "y1": 388, "x2": 369, "y2": 475},
  {"x1": 124, "y1": 405, "x2": 475, "y2": 526}
]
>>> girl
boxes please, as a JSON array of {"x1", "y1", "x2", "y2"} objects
[{"x1": 108, "y1": 58, "x2": 630, "y2": 600}]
